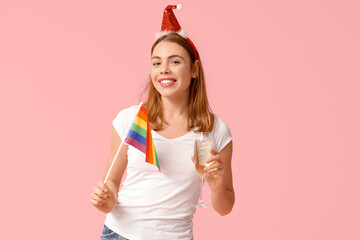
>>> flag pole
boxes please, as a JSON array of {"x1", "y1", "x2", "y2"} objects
[
  {"x1": 104, "y1": 102, "x2": 144, "y2": 184},
  {"x1": 104, "y1": 140, "x2": 124, "y2": 184}
]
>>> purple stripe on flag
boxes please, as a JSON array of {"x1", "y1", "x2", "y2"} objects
[{"x1": 125, "y1": 136, "x2": 146, "y2": 154}]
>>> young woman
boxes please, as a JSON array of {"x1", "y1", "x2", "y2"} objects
[{"x1": 90, "y1": 32, "x2": 235, "y2": 240}]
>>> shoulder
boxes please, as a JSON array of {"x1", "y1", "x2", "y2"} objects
[
  {"x1": 209, "y1": 114, "x2": 232, "y2": 152},
  {"x1": 112, "y1": 105, "x2": 139, "y2": 139},
  {"x1": 212, "y1": 114, "x2": 232, "y2": 136},
  {"x1": 115, "y1": 105, "x2": 138, "y2": 117}
]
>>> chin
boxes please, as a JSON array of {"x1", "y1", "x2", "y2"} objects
[
  {"x1": 159, "y1": 92, "x2": 177, "y2": 98},
  {"x1": 154, "y1": 87, "x2": 176, "y2": 97}
]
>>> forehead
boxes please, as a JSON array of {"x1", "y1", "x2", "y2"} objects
[{"x1": 152, "y1": 41, "x2": 190, "y2": 59}]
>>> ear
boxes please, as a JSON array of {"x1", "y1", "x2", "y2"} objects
[{"x1": 191, "y1": 60, "x2": 200, "y2": 78}]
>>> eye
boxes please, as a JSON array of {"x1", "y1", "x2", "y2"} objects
[
  {"x1": 152, "y1": 62, "x2": 161, "y2": 66},
  {"x1": 171, "y1": 60, "x2": 180, "y2": 64}
]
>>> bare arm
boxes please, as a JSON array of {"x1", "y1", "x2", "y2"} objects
[
  {"x1": 102, "y1": 126, "x2": 128, "y2": 194},
  {"x1": 90, "y1": 126, "x2": 128, "y2": 213},
  {"x1": 204, "y1": 141, "x2": 235, "y2": 215}
]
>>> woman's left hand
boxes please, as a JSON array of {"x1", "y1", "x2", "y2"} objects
[
  {"x1": 192, "y1": 142, "x2": 234, "y2": 215},
  {"x1": 202, "y1": 149, "x2": 225, "y2": 191}
]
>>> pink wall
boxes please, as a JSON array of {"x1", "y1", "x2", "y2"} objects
[{"x1": 1, "y1": 0, "x2": 359, "y2": 239}]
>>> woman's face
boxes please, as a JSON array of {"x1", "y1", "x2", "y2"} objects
[{"x1": 151, "y1": 41, "x2": 196, "y2": 99}]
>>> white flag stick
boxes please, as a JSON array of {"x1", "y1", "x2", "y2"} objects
[
  {"x1": 103, "y1": 102, "x2": 144, "y2": 184},
  {"x1": 104, "y1": 140, "x2": 124, "y2": 184}
]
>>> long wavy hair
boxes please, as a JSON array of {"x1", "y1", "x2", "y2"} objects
[{"x1": 144, "y1": 32, "x2": 214, "y2": 133}]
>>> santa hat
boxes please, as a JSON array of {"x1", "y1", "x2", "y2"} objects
[{"x1": 155, "y1": 4, "x2": 198, "y2": 60}]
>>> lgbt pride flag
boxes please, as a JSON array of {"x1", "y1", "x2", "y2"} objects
[
  {"x1": 104, "y1": 103, "x2": 160, "y2": 183},
  {"x1": 124, "y1": 103, "x2": 160, "y2": 171}
]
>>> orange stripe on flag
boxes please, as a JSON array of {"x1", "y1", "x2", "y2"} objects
[{"x1": 138, "y1": 108, "x2": 148, "y2": 122}]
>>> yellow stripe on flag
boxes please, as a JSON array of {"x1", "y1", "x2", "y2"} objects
[
  {"x1": 152, "y1": 142, "x2": 156, "y2": 165},
  {"x1": 134, "y1": 116, "x2": 147, "y2": 130}
]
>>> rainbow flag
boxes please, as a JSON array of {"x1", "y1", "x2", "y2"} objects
[{"x1": 124, "y1": 103, "x2": 160, "y2": 171}]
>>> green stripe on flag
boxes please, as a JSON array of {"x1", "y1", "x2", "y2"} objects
[{"x1": 131, "y1": 124, "x2": 147, "y2": 138}]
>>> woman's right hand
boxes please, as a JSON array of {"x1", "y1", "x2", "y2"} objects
[{"x1": 90, "y1": 181, "x2": 118, "y2": 213}]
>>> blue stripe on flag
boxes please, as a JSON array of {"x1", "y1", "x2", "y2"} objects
[{"x1": 127, "y1": 129, "x2": 147, "y2": 146}]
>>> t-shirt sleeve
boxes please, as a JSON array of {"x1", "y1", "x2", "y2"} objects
[
  {"x1": 112, "y1": 105, "x2": 138, "y2": 141},
  {"x1": 210, "y1": 115, "x2": 233, "y2": 152}
]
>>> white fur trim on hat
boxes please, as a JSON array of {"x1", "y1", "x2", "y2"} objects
[{"x1": 155, "y1": 28, "x2": 188, "y2": 40}]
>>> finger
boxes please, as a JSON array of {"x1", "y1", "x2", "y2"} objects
[
  {"x1": 204, "y1": 169, "x2": 224, "y2": 178},
  {"x1": 90, "y1": 196, "x2": 104, "y2": 206},
  {"x1": 92, "y1": 186, "x2": 102, "y2": 196},
  {"x1": 98, "y1": 181, "x2": 109, "y2": 193},
  {"x1": 210, "y1": 149, "x2": 219, "y2": 155},
  {"x1": 207, "y1": 167, "x2": 222, "y2": 173},
  {"x1": 91, "y1": 192, "x2": 106, "y2": 203},
  {"x1": 93, "y1": 186, "x2": 108, "y2": 199},
  {"x1": 90, "y1": 198, "x2": 103, "y2": 206},
  {"x1": 99, "y1": 183, "x2": 112, "y2": 198},
  {"x1": 191, "y1": 156, "x2": 195, "y2": 164},
  {"x1": 205, "y1": 154, "x2": 220, "y2": 164},
  {"x1": 204, "y1": 161, "x2": 222, "y2": 171}
]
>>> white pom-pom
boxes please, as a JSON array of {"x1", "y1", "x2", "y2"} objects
[{"x1": 177, "y1": 4, "x2": 183, "y2": 11}]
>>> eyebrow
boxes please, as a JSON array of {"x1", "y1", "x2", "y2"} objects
[{"x1": 151, "y1": 55, "x2": 185, "y2": 60}]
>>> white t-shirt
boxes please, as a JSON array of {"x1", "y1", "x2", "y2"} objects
[{"x1": 104, "y1": 105, "x2": 232, "y2": 240}]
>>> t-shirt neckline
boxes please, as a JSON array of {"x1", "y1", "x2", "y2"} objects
[{"x1": 152, "y1": 129, "x2": 195, "y2": 141}]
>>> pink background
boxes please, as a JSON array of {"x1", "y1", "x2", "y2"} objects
[{"x1": 1, "y1": 0, "x2": 359, "y2": 239}]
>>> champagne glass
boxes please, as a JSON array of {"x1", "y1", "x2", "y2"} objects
[{"x1": 193, "y1": 132, "x2": 211, "y2": 208}]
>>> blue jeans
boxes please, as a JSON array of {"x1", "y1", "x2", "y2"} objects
[
  {"x1": 100, "y1": 225, "x2": 129, "y2": 240},
  {"x1": 100, "y1": 224, "x2": 194, "y2": 240}
]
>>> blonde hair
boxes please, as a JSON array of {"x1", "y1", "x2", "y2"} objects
[{"x1": 145, "y1": 32, "x2": 214, "y2": 133}]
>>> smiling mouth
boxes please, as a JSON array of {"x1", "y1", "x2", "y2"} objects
[
  {"x1": 160, "y1": 79, "x2": 176, "y2": 84},
  {"x1": 158, "y1": 78, "x2": 176, "y2": 87}
]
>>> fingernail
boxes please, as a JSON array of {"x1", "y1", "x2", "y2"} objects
[{"x1": 104, "y1": 188, "x2": 108, "y2": 192}]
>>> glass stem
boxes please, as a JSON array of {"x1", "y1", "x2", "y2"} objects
[{"x1": 199, "y1": 175, "x2": 204, "y2": 203}]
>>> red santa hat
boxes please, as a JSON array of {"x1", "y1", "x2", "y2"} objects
[{"x1": 156, "y1": 4, "x2": 198, "y2": 60}]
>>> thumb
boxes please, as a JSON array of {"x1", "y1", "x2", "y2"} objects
[{"x1": 210, "y1": 149, "x2": 218, "y2": 155}]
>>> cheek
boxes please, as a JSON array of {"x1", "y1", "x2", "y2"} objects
[
  {"x1": 150, "y1": 67, "x2": 160, "y2": 79},
  {"x1": 151, "y1": 77, "x2": 158, "y2": 89},
  {"x1": 150, "y1": 72, "x2": 156, "y2": 83},
  {"x1": 182, "y1": 65, "x2": 192, "y2": 78},
  {"x1": 180, "y1": 69, "x2": 192, "y2": 84},
  {"x1": 150, "y1": 74, "x2": 160, "y2": 90}
]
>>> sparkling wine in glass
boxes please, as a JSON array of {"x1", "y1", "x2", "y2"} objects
[{"x1": 194, "y1": 133, "x2": 211, "y2": 208}]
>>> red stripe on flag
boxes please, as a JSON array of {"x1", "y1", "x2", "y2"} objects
[
  {"x1": 138, "y1": 108, "x2": 148, "y2": 122},
  {"x1": 140, "y1": 105, "x2": 147, "y2": 116},
  {"x1": 145, "y1": 122, "x2": 152, "y2": 164},
  {"x1": 125, "y1": 136, "x2": 146, "y2": 154}
]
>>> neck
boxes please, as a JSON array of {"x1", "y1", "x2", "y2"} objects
[{"x1": 161, "y1": 94, "x2": 189, "y2": 121}]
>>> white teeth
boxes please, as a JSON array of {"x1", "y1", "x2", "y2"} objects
[{"x1": 160, "y1": 80, "x2": 175, "y2": 84}]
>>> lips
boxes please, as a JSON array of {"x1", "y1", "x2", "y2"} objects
[{"x1": 158, "y1": 77, "x2": 176, "y2": 87}]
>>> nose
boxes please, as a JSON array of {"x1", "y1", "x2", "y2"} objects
[{"x1": 160, "y1": 64, "x2": 170, "y2": 75}]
